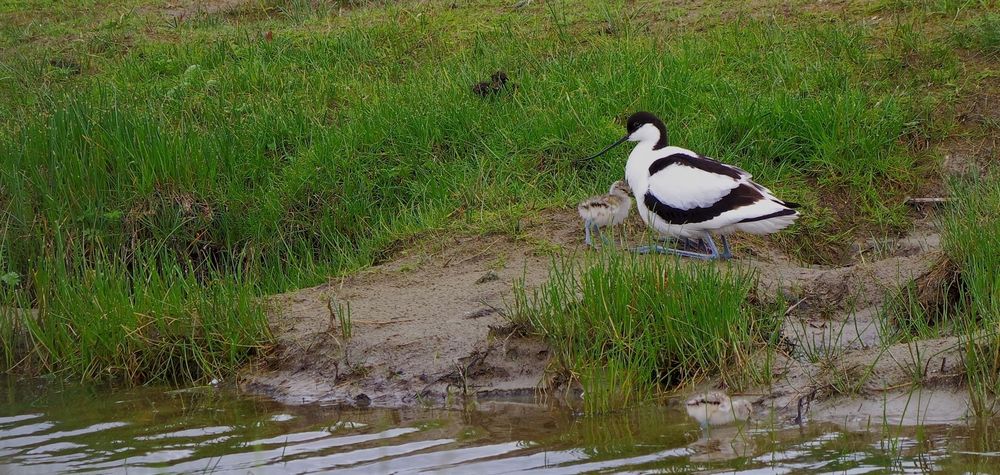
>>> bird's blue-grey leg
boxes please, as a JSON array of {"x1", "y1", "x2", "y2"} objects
[
  {"x1": 687, "y1": 237, "x2": 709, "y2": 252},
  {"x1": 597, "y1": 224, "x2": 614, "y2": 248},
  {"x1": 720, "y1": 235, "x2": 733, "y2": 259},
  {"x1": 633, "y1": 234, "x2": 720, "y2": 260},
  {"x1": 703, "y1": 234, "x2": 720, "y2": 257},
  {"x1": 584, "y1": 220, "x2": 593, "y2": 246}
]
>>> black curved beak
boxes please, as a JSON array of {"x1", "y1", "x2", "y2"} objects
[{"x1": 578, "y1": 135, "x2": 628, "y2": 162}]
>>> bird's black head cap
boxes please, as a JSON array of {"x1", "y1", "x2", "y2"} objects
[{"x1": 625, "y1": 111, "x2": 669, "y2": 149}]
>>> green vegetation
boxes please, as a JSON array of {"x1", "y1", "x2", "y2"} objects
[
  {"x1": 0, "y1": 254, "x2": 270, "y2": 383},
  {"x1": 1, "y1": 0, "x2": 995, "y2": 384},
  {"x1": 943, "y1": 176, "x2": 1000, "y2": 323},
  {"x1": 955, "y1": 14, "x2": 1000, "y2": 55},
  {"x1": 876, "y1": 172, "x2": 1000, "y2": 415},
  {"x1": 943, "y1": 175, "x2": 1000, "y2": 416},
  {"x1": 511, "y1": 251, "x2": 780, "y2": 413}
]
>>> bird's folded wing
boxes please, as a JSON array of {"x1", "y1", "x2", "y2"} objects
[{"x1": 646, "y1": 163, "x2": 741, "y2": 210}]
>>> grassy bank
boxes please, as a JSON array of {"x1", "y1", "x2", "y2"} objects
[
  {"x1": 510, "y1": 252, "x2": 781, "y2": 413},
  {"x1": 1, "y1": 0, "x2": 996, "y2": 384}
]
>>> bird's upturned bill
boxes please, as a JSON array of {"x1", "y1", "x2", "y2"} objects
[{"x1": 579, "y1": 135, "x2": 628, "y2": 162}]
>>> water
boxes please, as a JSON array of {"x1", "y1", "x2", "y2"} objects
[{"x1": 1, "y1": 378, "x2": 998, "y2": 474}]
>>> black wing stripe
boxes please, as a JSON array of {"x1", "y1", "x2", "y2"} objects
[
  {"x1": 648, "y1": 153, "x2": 744, "y2": 180},
  {"x1": 644, "y1": 183, "x2": 762, "y2": 225},
  {"x1": 739, "y1": 208, "x2": 797, "y2": 223}
]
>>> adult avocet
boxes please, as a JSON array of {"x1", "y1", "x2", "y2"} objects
[
  {"x1": 577, "y1": 180, "x2": 632, "y2": 247},
  {"x1": 582, "y1": 111, "x2": 800, "y2": 260}
]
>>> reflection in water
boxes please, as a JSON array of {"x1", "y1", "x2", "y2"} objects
[{"x1": 0, "y1": 377, "x2": 993, "y2": 473}]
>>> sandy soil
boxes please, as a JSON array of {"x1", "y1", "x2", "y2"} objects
[
  {"x1": 241, "y1": 211, "x2": 584, "y2": 407},
  {"x1": 240, "y1": 202, "x2": 971, "y2": 425}
]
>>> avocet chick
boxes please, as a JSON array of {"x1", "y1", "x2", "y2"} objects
[
  {"x1": 686, "y1": 391, "x2": 753, "y2": 427},
  {"x1": 577, "y1": 180, "x2": 632, "y2": 247},
  {"x1": 472, "y1": 70, "x2": 512, "y2": 97}
]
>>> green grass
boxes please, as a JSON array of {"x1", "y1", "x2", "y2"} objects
[
  {"x1": 0, "y1": 248, "x2": 271, "y2": 383},
  {"x1": 954, "y1": 14, "x2": 1000, "y2": 55},
  {"x1": 882, "y1": 172, "x2": 1000, "y2": 413},
  {"x1": 510, "y1": 250, "x2": 780, "y2": 413},
  {"x1": 1, "y1": 3, "x2": 962, "y2": 280},
  {"x1": 941, "y1": 174, "x2": 1000, "y2": 416},
  {"x1": 880, "y1": 279, "x2": 956, "y2": 343},
  {"x1": 0, "y1": 0, "x2": 994, "y2": 384}
]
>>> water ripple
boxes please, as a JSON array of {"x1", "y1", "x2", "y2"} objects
[{"x1": 0, "y1": 380, "x2": 995, "y2": 474}]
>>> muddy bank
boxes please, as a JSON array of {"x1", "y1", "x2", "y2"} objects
[{"x1": 241, "y1": 207, "x2": 973, "y2": 424}]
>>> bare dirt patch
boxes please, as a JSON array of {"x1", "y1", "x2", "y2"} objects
[{"x1": 241, "y1": 211, "x2": 584, "y2": 406}]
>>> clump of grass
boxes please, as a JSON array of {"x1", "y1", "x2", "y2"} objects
[
  {"x1": 511, "y1": 251, "x2": 778, "y2": 413},
  {"x1": 3, "y1": 251, "x2": 272, "y2": 384},
  {"x1": 875, "y1": 173, "x2": 1000, "y2": 412},
  {"x1": 0, "y1": 295, "x2": 31, "y2": 371},
  {"x1": 327, "y1": 296, "x2": 352, "y2": 339},
  {"x1": 943, "y1": 173, "x2": 1000, "y2": 416},
  {"x1": 880, "y1": 257, "x2": 961, "y2": 342},
  {"x1": 954, "y1": 14, "x2": 1000, "y2": 55}
]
